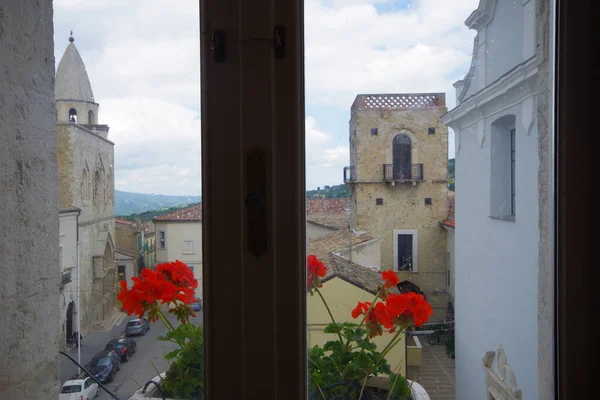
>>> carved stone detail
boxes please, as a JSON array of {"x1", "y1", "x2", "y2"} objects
[{"x1": 482, "y1": 345, "x2": 521, "y2": 399}]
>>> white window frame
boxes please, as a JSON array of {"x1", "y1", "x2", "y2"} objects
[
  {"x1": 158, "y1": 231, "x2": 166, "y2": 249},
  {"x1": 393, "y1": 229, "x2": 418, "y2": 272}
]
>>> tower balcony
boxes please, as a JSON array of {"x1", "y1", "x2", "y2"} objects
[{"x1": 383, "y1": 164, "x2": 423, "y2": 183}]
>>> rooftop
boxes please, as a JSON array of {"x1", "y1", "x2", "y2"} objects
[
  {"x1": 153, "y1": 204, "x2": 202, "y2": 222},
  {"x1": 55, "y1": 36, "x2": 95, "y2": 103},
  {"x1": 306, "y1": 198, "x2": 350, "y2": 230},
  {"x1": 352, "y1": 93, "x2": 446, "y2": 111},
  {"x1": 325, "y1": 254, "x2": 399, "y2": 296},
  {"x1": 308, "y1": 229, "x2": 377, "y2": 274}
]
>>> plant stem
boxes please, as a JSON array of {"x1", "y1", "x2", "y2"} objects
[
  {"x1": 156, "y1": 308, "x2": 176, "y2": 334},
  {"x1": 315, "y1": 287, "x2": 345, "y2": 345},
  {"x1": 344, "y1": 288, "x2": 383, "y2": 352}
]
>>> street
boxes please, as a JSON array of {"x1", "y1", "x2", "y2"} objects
[{"x1": 60, "y1": 309, "x2": 203, "y2": 400}]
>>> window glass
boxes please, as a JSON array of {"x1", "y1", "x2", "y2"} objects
[{"x1": 305, "y1": 0, "x2": 554, "y2": 398}]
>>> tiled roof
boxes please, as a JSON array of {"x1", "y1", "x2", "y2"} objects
[
  {"x1": 306, "y1": 198, "x2": 350, "y2": 230},
  {"x1": 441, "y1": 219, "x2": 455, "y2": 229},
  {"x1": 153, "y1": 204, "x2": 202, "y2": 222},
  {"x1": 326, "y1": 254, "x2": 399, "y2": 296},
  {"x1": 115, "y1": 217, "x2": 134, "y2": 225},
  {"x1": 307, "y1": 229, "x2": 376, "y2": 276}
]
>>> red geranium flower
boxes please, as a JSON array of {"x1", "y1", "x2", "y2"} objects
[
  {"x1": 307, "y1": 255, "x2": 328, "y2": 291},
  {"x1": 381, "y1": 270, "x2": 399, "y2": 288},
  {"x1": 351, "y1": 301, "x2": 370, "y2": 319}
]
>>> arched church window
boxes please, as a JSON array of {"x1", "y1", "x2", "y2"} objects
[
  {"x1": 69, "y1": 108, "x2": 77, "y2": 123},
  {"x1": 392, "y1": 133, "x2": 412, "y2": 180},
  {"x1": 88, "y1": 110, "x2": 95, "y2": 124},
  {"x1": 81, "y1": 169, "x2": 88, "y2": 199},
  {"x1": 93, "y1": 170, "x2": 101, "y2": 202}
]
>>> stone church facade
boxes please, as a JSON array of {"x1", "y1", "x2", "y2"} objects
[
  {"x1": 344, "y1": 93, "x2": 449, "y2": 320},
  {"x1": 56, "y1": 35, "x2": 117, "y2": 336}
]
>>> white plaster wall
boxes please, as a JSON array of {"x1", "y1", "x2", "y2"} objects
[
  {"x1": 155, "y1": 221, "x2": 203, "y2": 296},
  {"x1": 444, "y1": 228, "x2": 455, "y2": 300},
  {"x1": 455, "y1": 103, "x2": 539, "y2": 399},
  {"x1": 335, "y1": 238, "x2": 381, "y2": 270},
  {"x1": 485, "y1": 0, "x2": 524, "y2": 84},
  {"x1": 0, "y1": 1, "x2": 59, "y2": 396},
  {"x1": 306, "y1": 222, "x2": 336, "y2": 239}
]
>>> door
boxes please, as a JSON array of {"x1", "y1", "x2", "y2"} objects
[
  {"x1": 393, "y1": 134, "x2": 412, "y2": 179},
  {"x1": 66, "y1": 302, "x2": 74, "y2": 346}
]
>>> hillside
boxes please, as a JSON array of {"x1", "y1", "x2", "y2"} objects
[
  {"x1": 306, "y1": 184, "x2": 349, "y2": 199},
  {"x1": 115, "y1": 190, "x2": 201, "y2": 216}
]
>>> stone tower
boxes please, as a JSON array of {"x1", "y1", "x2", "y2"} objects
[
  {"x1": 56, "y1": 34, "x2": 117, "y2": 337},
  {"x1": 55, "y1": 33, "x2": 108, "y2": 138},
  {"x1": 344, "y1": 93, "x2": 449, "y2": 320}
]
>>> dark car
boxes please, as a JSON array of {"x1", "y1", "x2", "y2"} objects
[
  {"x1": 191, "y1": 297, "x2": 202, "y2": 312},
  {"x1": 104, "y1": 337, "x2": 137, "y2": 362},
  {"x1": 86, "y1": 350, "x2": 120, "y2": 383},
  {"x1": 125, "y1": 317, "x2": 150, "y2": 337}
]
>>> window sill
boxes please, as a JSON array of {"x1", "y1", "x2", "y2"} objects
[{"x1": 489, "y1": 215, "x2": 516, "y2": 222}]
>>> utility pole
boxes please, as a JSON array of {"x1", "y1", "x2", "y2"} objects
[{"x1": 77, "y1": 238, "x2": 81, "y2": 374}]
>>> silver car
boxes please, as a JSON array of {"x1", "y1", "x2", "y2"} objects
[{"x1": 124, "y1": 317, "x2": 150, "y2": 336}]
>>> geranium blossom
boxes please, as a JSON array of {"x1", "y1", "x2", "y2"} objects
[{"x1": 381, "y1": 270, "x2": 399, "y2": 288}]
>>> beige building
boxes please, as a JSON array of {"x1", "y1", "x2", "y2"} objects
[
  {"x1": 56, "y1": 35, "x2": 117, "y2": 335},
  {"x1": 153, "y1": 204, "x2": 203, "y2": 298},
  {"x1": 143, "y1": 230, "x2": 157, "y2": 270},
  {"x1": 306, "y1": 254, "x2": 407, "y2": 377},
  {"x1": 345, "y1": 93, "x2": 449, "y2": 320}
]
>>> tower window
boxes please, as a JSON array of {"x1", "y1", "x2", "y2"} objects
[
  {"x1": 371, "y1": 128, "x2": 378, "y2": 136},
  {"x1": 424, "y1": 198, "x2": 432, "y2": 205},
  {"x1": 428, "y1": 127, "x2": 435, "y2": 134},
  {"x1": 88, "y1": 110, "x2": 95, "y2": 124},
  {"x1": 68, "y1": 108, "x2": 77, "y2": 123},
  {"x1": 376, "y1": 198, "x2": 383, "y2": 205}
]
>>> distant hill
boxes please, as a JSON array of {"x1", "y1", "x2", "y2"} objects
[
  {"x1": 115, "y1": 190, "x2": 201, "y2": 216},
  {"x1": 306, "y1": 184, "x2": 349, "y2": 199},
  {"x1": 120, "y1": 202, "x2": 202, "y2": 223}
]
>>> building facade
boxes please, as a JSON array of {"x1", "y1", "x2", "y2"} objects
[
  {"x1": 56, "y1": 35, "x2": 117, "y2": 334},
  {"x1": 441, "y1": 0, "x2": 551, "y2": 398},
  {"x1": 345, "y1": 93, "x2": 449, "y2": 320},
  {"x1": 153, "y1": 205, "x2": 203, "y2": 298}
]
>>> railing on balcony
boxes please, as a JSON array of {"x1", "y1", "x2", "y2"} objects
[
  {"x1": 383, "y1": 163, "x2": 424, "y2": 182},
  {"x1": 343, "y1": 166, "x2": 356, "y2": 183}
]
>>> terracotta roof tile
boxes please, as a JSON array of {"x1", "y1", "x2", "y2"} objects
[
  {"x1": 153, "y1": 204, "x2": 202, "y2": 222},
  {"x1": 308, "y1": 229, "x2": 376, "y2": 277},
  {"x1": 441, "y1": 219, "x2": 455, "y2": 228},
  {"x1": 115, "y1": 217, "x2": 134, "y2": 225},
  {"x1": 326, "y1": 254, "x2": 399, "y2": 296},
  {"x1": 306, "y1": 198, "x2": 350, "y2": 230}
]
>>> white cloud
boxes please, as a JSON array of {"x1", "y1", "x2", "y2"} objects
[{"x1": 54, "y1": 0, "x2": 473, "y2": 195}]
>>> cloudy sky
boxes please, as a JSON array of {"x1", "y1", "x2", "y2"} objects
[{"x1": 53, "y1": 0, "x2": 478, "y2": 196}]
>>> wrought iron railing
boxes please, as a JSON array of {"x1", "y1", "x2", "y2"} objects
[
  {"x1": 343, "y1": 166, "x2": 356, "y2": 183},
  {"x1": 383, "y1": 163, "x2": 423, "y2": 181}
]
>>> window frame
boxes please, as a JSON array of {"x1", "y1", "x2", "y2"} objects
[
  {"x1": 158, "y1": 230, "x2": 166, "y2": 249},
  {"x1": 393, "y1": 229, "x2": 418, "y2": 272}
]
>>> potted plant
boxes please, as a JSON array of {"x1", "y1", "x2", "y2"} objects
[
  {"x1": 307, "y1": 255, "x2": 433, "y2": 399},
  {"x1": 118, "y1": 260, "x2": 204, "y2": 400}
]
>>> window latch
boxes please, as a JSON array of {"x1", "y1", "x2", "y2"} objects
[{"x1": 273, "y1": 26, "x2": 285, "y2": 60}]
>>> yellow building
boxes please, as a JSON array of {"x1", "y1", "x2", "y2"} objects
[{"x1": 307, "y1": 254, "x2": 406, "y2": 377}]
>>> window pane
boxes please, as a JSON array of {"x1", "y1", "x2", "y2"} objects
[
  {"x1": 305, "y1": 0, "x2": 555, "y2": 399},
  {"x1": 54, "y1": 2, "x2": 203, "y2": 398}
]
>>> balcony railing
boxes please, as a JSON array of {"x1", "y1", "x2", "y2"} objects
[
  {"x1": 343, "y1": 166, "x2": 356, "y2": 183},
  {"x1": 383, "y1": 163, "x2": 423, "y2": 182}
]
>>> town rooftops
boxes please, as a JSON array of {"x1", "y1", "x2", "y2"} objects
[
  {"x1": 306, "y1": 198, "x2": 350, "y2": 230},
  {"x1": 115, "y1": 217, "x2": 135, "y2": 225},
  {"x1": 352, "y1": 93, "x2": 446, "y2": 111},
  {"x1": 308, "y1": 229, "x2": 377, "y2": 274},
  {"x1": 441, "y1": 193, "x2": 455, "y2": 228},
  {"x1": 153, "y1": 204, "x2": 202, "y2": 222},
  {"x1": 324, "y1": 254, "x2": 399, "y2": 296}
]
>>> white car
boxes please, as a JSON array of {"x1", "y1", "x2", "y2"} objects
[{"x1": 59, "y1": 377, "x2": 99, "y2": 400}]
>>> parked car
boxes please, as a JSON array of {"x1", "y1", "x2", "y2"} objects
[
  {"x1": 191, "y1": 297, "x2": 202, "y2": 311},
  {"x1": 59, "y1": 377, "x2": 98, "y2": 400},
  {"x1": 86, "y1": 350, "x2": 120, "y2": 383},
  {"x1": 104, "y1": 337, "x2": 137, "y2": 362},
  {"x1": 125, "y1": 317, "x2": 150, "y2": 337}
]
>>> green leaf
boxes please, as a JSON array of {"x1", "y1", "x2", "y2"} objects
[{"x1": 324, "y1": 322, "x2": 342, "y2": 334}]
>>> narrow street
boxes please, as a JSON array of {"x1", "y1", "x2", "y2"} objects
[{"x1": 60, "y1": 309, "x2": 203, "y2": 400}]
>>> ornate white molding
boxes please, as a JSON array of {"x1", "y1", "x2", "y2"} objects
[
  {"x1": 522, "y1": 96, "x2": 535, "y2": 136},
  {"x1": 465, "y1": 0, "x2": 498, "y2": 30},
  {"x1": 482, "y1": 345, "x2": 522, "y2": 399}
]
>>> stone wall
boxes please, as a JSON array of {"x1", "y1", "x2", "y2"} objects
[
  {"x1": 349, "y1": 103, "x2": 449, "y2": 319},
  {"x1": 0, "y1": 1, "x2": 60, "y2": 397},
  {"x1": 57, "y1": 122, "x2": 116, "y2": 333},
  {"x1": 116, "y1": 223, "x2": 139, "y2": 253}
]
